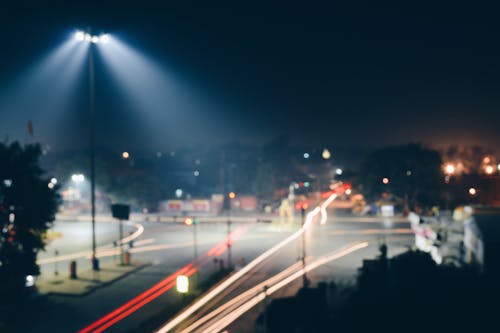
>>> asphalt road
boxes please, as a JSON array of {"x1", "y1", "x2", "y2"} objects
[
  {"x1": 18, "y1": 212, "x2": 412, "y2": 333},
  {"x1": 169, "y1": 213, "x2": 412, "y2": 333}
]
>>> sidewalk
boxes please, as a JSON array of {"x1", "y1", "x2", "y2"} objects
[{"x1": 36, "y1": 260, "x2": 150, "y2": 297}]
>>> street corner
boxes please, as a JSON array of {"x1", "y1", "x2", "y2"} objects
[{"x1": 35, "y1": 261, "x2": 151, "y2": 297}]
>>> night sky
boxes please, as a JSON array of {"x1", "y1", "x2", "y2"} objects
[{"x1": 1, "y1": 1, "x2": 499, "y2": 152}]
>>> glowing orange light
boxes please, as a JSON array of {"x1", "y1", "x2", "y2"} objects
[
  {"x1": 444, "y1": 164, "x2": 455, "y2": 175},
  {"x1": 382, "y1": 177, "x2": 389, "y2": 184},
  {"x1": 184, "y1": 217, "x2": 193, "y2": 226},
  {"x1": 469, "y1": 187, "x2": 477, "y2": 196},
  {"x1": 228, "y1": 192, "x2": 236, "y2": 199},
  {"x1": 485, "y1": 165, "x2": 494, "y2": 175},
  {"x1": 122, "y1": 151, "x2": 130, "y2": 159}
]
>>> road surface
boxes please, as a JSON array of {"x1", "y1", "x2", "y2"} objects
[{"x1": 18, "y1": 210, "x2": 412, "y2": 333}]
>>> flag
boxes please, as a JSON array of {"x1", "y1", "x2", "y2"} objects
[{"x1": 27, "y1": 120, "x2": 33, "y2": 136}]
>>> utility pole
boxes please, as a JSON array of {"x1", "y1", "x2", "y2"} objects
[
  {"x1": 227, "y1": 207, "x2": 232, "y2": 269},
  {"x1": 193, "y1": 220, "x2": 198, "y2": 262}
]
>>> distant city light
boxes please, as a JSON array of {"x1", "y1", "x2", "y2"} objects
[
  {"x1": 3, "y1": 179, "x2": 13, "y2": 187},
  {"x1": 335, "y1": 168, "x2": 343, "y2": 175},
  {"x1": 50, "y1": 177, "x2": 58, "y2": 185},
  {"x1": 228, "y1": 192, "x2": 236, "y2": 199},
  {"x1": 406, "y1": 170, "x2": 412, "y2": 176},
  {"x1": 303, "y1": 153, "x2": 310, "y2": 159},
  {"x1": 498, "y1": 164, "x2": 500, "y2": 171},
  {"x1": 184, "y1": 217, "x2": 193, "y2": 226},
  {"x1": 122, "y1": 151, "x2": 130, "y2": 159},
  {"x1": 382, "y1": 177, "x2": 390, "y2": 184},
  {"x1": 194, "y1": 170, "x2": 200, "y2": 177},
  {"x1": 322, "y1": 149, "x2": 331, "y2": 160},
  {"x1": 48, "y1": 182, "x2": 55, "y2": 189},
  {"x1": 175, "y1": 189, "x2": 183, "y2": 198},
  {"x1": 485, "y1": 165, "x2": 494, "y2": 175},
  {"x1": 304, "y1": 182, "x2": 310, "y2": 187},
  {"x1": 469, "y1": 187, "x2": 477, "y2": 196},
  {"x1": 345, "y1": 188, "x2": 352, "y2": 195},
  {"x1": 71, "y1": 174, "x2": 85, "y2": 183},
  {"x1": 483, "y1": 156, "x2": 491, "y2": 164},
  {"x1": 156, "y1": 152, "x2": 163, "y2": 158},
  {"x1": 195, "y1": 159, "x2": 201, "y2": 165},
  {"x1": 444, "y1": 164, "x2": 455, "y2": 175}
]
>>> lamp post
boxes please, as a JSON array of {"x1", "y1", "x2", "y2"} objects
[
  {"x1": 74, "y1": 29, "x2": 109, "y2": 270},
  {"x1": 227, "y1": 192, "x2": 236, "y2": 269}
]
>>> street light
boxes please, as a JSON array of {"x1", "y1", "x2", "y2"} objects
[
  {"x1": 444, "y1": 164, "x2": 455, "y2": 175},
  {"x1": 74, "y1": 29, "x2": 110, "y2": 271}
]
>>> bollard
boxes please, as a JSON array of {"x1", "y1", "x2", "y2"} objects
[
  {"x1": 124, "y1": 251, "x2": 131, "y2": 265},
  {"x1": 70, "y1": 260, "x2": 77, "y2": 279},
  {"x1": 92, "y1": 257, "x2": 100, "y2": 271}
]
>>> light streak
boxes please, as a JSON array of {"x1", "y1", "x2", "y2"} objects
[
  {"x1": 203, "y1": 242, "x2": 369, "y2": 333},
  {"x1": 37, "y1": 223, "x2": 145, "y2": 265},
  {"x1": 179, "y1": 262, "x2": 304, "y2": 333},
  {"x1": 157, "y1": 203, "x2": 328, "y2": 333},
  {"x1": 78, "y1": 264, "x2": 194, "y2": 333},
  {"x1": 78, "y1": 224, "x2": 248, "y2": 332},
  {"x1": 90, "y1": 267, "x2": 199, "y2": 333},
  {"x1": 320, "y1": 194, "x2": 337, "y2": 224}
]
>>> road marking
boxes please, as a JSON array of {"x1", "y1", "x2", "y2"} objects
[{"x1": 326, "y1": 228, "x2": 412, "y2": 236}]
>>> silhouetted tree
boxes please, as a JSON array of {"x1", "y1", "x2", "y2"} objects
[
  {"x1": 0, "y1": 142, "x2": 59, "y2": 303},
  {"x1": 358, "y1": 143, "x2": 443, "y2": 209}
]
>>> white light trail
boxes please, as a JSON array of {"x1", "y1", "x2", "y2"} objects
[
  {"x1": 157, "y1": 193, "x2": 338, "y2": 333},
  {"x1": 320, "y1": 193, "x2": 337, "y2": 224},
  {"x1": 37, "y1": 223, "x2": 145, "y2": 265},
  {"x1": 179, "y1": 262, "x2": 304, "y2": 333},
  {"x1": 203, "y1": 241, "x2": 369, "y2": 333}
]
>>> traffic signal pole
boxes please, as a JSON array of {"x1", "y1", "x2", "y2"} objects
[{"x1": 301, "y1": 207, "x2": 310, "y2": 287}]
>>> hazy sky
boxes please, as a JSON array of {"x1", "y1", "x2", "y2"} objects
[{"x1": 1, "y1": 1, "x2": 499, "y2": 152}]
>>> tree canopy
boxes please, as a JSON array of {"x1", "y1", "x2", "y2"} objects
[
  {"x1": 357, "y1": 143, "x2": 443, "y2": 209},
  {"x1": 0, "y1": 142, "x2": 59, "y2": 301}
]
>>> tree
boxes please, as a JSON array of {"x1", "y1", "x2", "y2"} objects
[
  {"x1": 358, "y1": 143, "x2": 443, "y2": 210},
  {"x1": 0, "y1": 142, "x2": 59, "y2": 302}
]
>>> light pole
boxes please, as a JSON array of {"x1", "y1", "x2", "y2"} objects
[
  {"x1": 300, "y1": 205, "x2": 310, "y2": 288},
  {"x1": 74, "y1": 29, "x2": 109, "y2": 270},
  {"x1": 227, "y1": 192, "x2": 236, "y2": 269}
]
